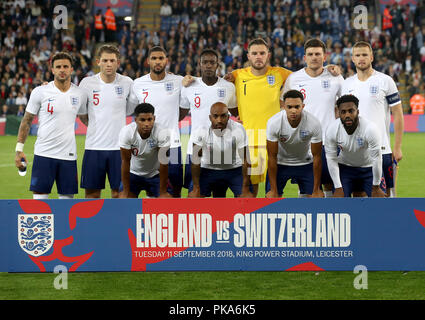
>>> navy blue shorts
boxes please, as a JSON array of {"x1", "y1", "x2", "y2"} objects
[
  {"x1": 339, "y1": 163, "x2": 373, "y2": 197},
  {"x1": 119, "y1": 173, "x2": 160, "y2": 198},
  {"x1": 381, "y1": 153, "x2": 395, "y2": 191},
  {"x1": 266, "y1": 163, "x2": 314, "y2": 196},
  {"x1": 200, "y1": 167, "x2": 243, "y2": 198},
  {"x1": 30, "y1": 155, "x2": 78, "y2": 195},
  {"x1": 80, "y1": 150, "x2": 121, "y2": 190},
  {"x1": 167, "y1": 147, "x2": 183, "y2": 195}
]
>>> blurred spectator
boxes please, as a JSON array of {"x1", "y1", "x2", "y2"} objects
[
  {"x1": 15, "y1": 91, "x2": 27, "y2": 105},
  {"x1": 17, "y1": 105, "x2": 25, "y2": 117},
  {"x1": 1, "y1": 104, "x2": 10, "y2": 118}
]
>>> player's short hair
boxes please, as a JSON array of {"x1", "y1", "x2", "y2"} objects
[
  {"x1": 200, "y1": 48, "x2": 219, "y2": 61},
  {"x1": 135, "y1": 103, "x2": 155, "y2": 116},
  {"x1": 148, "y1": 46, "x2": 167, "y2": 57},
  {"x1": 304, "y1": 38, "x2": 326, "y2": 53},
  {"x1": 282, "y1": 90, "x2": 304, "y2": 102},
  {"x1": 51, "y1": 52, "x2": 74, "y2": 67},
  {"x1": 248, "y1": 38, "x2": 269, "y2": 51},
  {"x1": 97, "y1": 44, "x2": 121, "y2": 59},
  {"x1": 336, "y1": 95, "x2": 359, "y2": 108},
  {"x1": 352, "y1": 41, "x2": 373, "y2": 52}
]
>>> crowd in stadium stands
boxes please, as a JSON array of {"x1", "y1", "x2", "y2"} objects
[{"x1": 0, "y1": 0, "x2": 424, "y2": 116}]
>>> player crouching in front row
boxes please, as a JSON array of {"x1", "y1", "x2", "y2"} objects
[
  {"x1": 119, "y1": 103, "x2": 172, "y2": 198},
  {"x1": 266, "y1": 89, "x2": 324, "y2": 198},
  {"x1": 188, "y1": 102, "x2": 252, "y2": 198},
  {"x1": 325, "y1": 95, "x2": 387, "y2": 198}
]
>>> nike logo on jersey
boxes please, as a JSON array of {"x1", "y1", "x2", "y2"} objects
[
  {"x1": 298, "y1": 84, "x2": 306, "y2": 87},
  {"x1": 194, "y1": 93, "x2": 201, "y2": 96},
  {"x1": 242, "y1": 80, "x2": 249, "y2": 83}
]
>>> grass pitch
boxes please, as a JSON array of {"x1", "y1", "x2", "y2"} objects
[{"x1": 1, "y1": 133, "x2": 424, "y2": 300}]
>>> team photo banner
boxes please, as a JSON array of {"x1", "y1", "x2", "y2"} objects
[{"x1": 1, "y1": 198, "x2": 425, "y2": 272}]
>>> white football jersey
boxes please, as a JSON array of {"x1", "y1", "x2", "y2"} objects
[
  {"x1": 180, "y1": 77, "x2": 237, "y2": 155},
  {"x1": 79, "y1": 73, "x2": 134, "y2": 150},
  {"x1": 26, "y1": 82, "x2": 87, "y2": 160},
  {"x1": 119, "y1": 122, "x2": 170, "y2": 177},
  {"x1": 130, "y1": 73, "x2": 183, "y2": 148},
  {"x1": 192, "y1": 119, "x2": 248, "y2": 170},
  {"x1": 266, "y1": 110, "x2": 322, "y2": 166},
  {"x1": 325, "y1": 116, "x2": 382, "y2": 188},
  {"x1": 281, "y1": 68, "x2": 343, "y2": 143},
  {"x1": 341, "y1": 70, "x2": 401, "y2": 155}
]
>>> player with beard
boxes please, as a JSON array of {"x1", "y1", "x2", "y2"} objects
[
  {"x1": 227, "y1": 38, "x2": 292, "y2": 197},
  {"x1": 15, "y1": 52, "x2": 88, "y2": 199},
  {"x1": 189, "y1": 102, "x2": 251, "y2": 198},
  {"x1": 281, "y1": 39, "x2": 344, "y2": 197},
  {"x1": 342, "y1": 41, "x2": 404, "y2": 197},
  {"x1": 130, "y1": 46, "x2": 184, "y2": 197},
  {"x1": 325, "y1": 95, "x2": 387, "y2": 198}
]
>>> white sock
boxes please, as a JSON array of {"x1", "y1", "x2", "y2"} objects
[
  {"x1": 33, "y1": 194, "x2": 49, "y2": 199},
  {"x1": 58, "y1": 194, "x2": 74, "y2": 199},
  {"x1": 298, "y1": 193, "x2": 309, "y2": 198},
  {"x1": 324, "y1": 191, "x2": 333, "y2": 198},
  {"x1": 388, "y1": 188, "x2": 396, "y2": 198}
]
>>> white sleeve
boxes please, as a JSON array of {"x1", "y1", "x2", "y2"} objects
[
  {"x1": 367, "y1": 124, "x2": 383, "y2": 186},
  {"x1": 266, "y1": 116, "x2": 279, "y2": 142},
  {"x1": 119, "y1": 126, "x2": 131, "y2": 149},
  {"x1": 340, "y1": 79, "x2": 351, "y2": 96},
  {"x1": 157, "y1": 128, "x2": 171, "y2": 148},
  {"x1": 280, "y1": 75, "x2": 291, "y2": 100},
  {"x1": 336, "y1": 75, "x2": 344, "y2": 99},
  {"x1": 180, "y1": 87, "x2": 190, "y2": 109},
  {"x1": 126, "y1": 80, "x2": 138, "y2": 115},
  {"x1": 128, "y1": 83, "x2": 140, "y2": 105},
  {"x1": 385, "y1": 77, "x2": 401, "y2": 107},
  {"x1": 236, "y1": 125, "x2": 248, "y2": 149},
  {"x1": 192, "y1": 127, "x2": 206, "y2": 147},
  {"x1": 25, "y1": 87, "x2": 42, "y2": 115},
  {"x1": 227, "y1": 83, "x2": 237, "y2": 109},
  {"x1": 325, "y1": 123, "x2": 342, "y2": 189},
  {"x1": 77, "y1": 91, "x2": 88, "y2": 115},
  {"x1": 310, "y1": 118, "x2": 322, "y2": 144}
]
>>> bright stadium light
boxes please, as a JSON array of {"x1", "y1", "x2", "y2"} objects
[{"x1": 124, "y1": 16, "x2": 132, "y2": 21}]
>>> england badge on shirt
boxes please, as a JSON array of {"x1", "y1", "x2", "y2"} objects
[
  {"x1": 357, "y1": 137, "x2": 364, "y2": 147},
  {"x1": 115, "y1": 86, "x2": 124, "y2": 97},
  {"x1": 370, "y1": 85, "x2": 379, "y2": 96},
  {"x1": 70, "y1": 96, "x2": 80, "y2": 106},
  {"x1": 322, "y1": 80, "x2": 330, "y2": 90},
  {"x1": 267, "y1": 75, "x2": 275, "y2": 85},
  {"x1": 217, "y1": 88, "x2": 225, "y2": 98},
  {"x1": 300, "y1": 130, "x2": 310, "y2": 140},
  {"x1": 165, "y1": 82, "x2": 174, "y2": 93}
]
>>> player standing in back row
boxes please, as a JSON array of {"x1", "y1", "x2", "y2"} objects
[
  {"x1": 230, "y1": 38, "x2": 292, "y2": 197},
  {"x1": 130, "y1": 46, "x2": 184, "y2": 197},
  {"x1": 15, "y1": 52, "x2": 88, "y2": 199},
  {"x1": 342, "y1": 41, "x2": 404, "y2": 197},
  {"x1": 78, "y1": 45, "x2": 135, "y2": 199},
  {"x1": 180, "y1": 48, "x2": 238, "y2": 192},
  {"x1": 281, "y1": 38, "x2": 344, "y2": 197}
]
